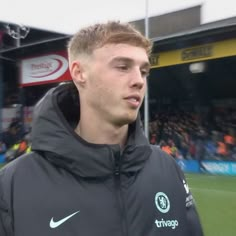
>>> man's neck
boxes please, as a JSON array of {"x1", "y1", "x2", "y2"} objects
[{"x1": 75, "y1": 119, "x2": 128, "y2": 148}]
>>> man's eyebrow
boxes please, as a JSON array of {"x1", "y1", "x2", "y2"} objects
[
  {"x1": 110, "y1": 57, "x2": 134, "y2": 64},
  {"x1": 110, "y1": 56, "x2": 150, "y2": 68}
]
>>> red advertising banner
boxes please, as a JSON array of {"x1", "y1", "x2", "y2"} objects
[{"x1": 20, "y1": 51, "x2": 72, "y2": 87}]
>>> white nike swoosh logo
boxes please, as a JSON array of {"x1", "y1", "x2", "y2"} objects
[{"x1": 49, "y1": 211, "x2": 80, "y2": 228}]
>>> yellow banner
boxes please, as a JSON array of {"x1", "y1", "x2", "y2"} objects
[{"x1": 150, "y1": 38, "x2": 236, "y2": 68}]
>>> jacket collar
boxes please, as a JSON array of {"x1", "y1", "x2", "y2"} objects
[{"x1": 31, "y1": 83, "x2": 151, "y2": 177}]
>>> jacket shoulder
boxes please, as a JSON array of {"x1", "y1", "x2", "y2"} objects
[
  {"x1": 149, "y1": 145, "x2": 185, "y2": 180},
  {"x1": 150, "y1": 145, "x2": 176, "y2": 163},
  {"x1": 0, "y1": 152, "x2": 39, "y2": 205}
]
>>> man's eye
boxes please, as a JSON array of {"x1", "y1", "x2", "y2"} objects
[
  {"x1": 141, "y1": 70, "x2": 149, "y2": 77},
  {"x1": 117, "y1": 65, "x2": 129, "y2": 71}
]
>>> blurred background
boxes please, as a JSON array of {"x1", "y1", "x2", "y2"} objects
[{"x1": 0, "y1": 1, "x2": 236, "y2": 235}]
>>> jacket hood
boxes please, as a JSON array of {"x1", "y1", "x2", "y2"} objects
[{"x1": 31, "y1": 83, "x2": 151, "y2": 177}]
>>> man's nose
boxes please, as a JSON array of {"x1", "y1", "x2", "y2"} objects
[{"x1": 129, "y1": 68, "x2": 145, "y2": 89}]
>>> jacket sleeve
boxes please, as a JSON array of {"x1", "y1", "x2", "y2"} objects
[
  {"x1": 0, "y1": 167, "x2": 14, "y2": 236},
  {"x1": 0, "y1": 213, "x2": 7, "y2": 236},
  {"x1": 175, "y1": 163, "x2": 204, "y2": 236},
  {"x1": 186, "y1": 202, "x2": 204, "y2": 236}
]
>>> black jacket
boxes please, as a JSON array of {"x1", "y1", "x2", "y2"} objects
[{"x1": 0, "y1": 84, "x2": 204, "y2": 236}]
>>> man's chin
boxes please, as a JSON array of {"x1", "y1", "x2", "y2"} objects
[{"x1": 118, "y1": 114, "x2": 138, "y2": 126}]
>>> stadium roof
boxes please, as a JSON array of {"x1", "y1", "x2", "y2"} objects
[
  {"x1": 2, "y1": 15, "x2": 236, "y2": 60},
  {"x1": 153, "y1": 16, "x2": 236, "y2": 49}
]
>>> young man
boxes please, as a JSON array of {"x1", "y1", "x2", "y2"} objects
[{"x1": 0, "y1": 21, "x2": 204, "y2": 235}]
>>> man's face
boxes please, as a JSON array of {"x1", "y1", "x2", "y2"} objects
[{"x1": 81, "y1": 43, "x2": 150, "y2": 126}]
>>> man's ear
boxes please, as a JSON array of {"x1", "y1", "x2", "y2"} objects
[{"x1": 70, "y1": 61, "x2": 87, "y2": 86}]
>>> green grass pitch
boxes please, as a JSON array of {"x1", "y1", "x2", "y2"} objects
[{"x1": 186, "y1": 173, "x2": 236, "y2": 236}]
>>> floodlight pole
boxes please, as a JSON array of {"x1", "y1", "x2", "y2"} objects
[
  {"x1": 16, "y1": 26, "x2": 25, "y2": 136},
  {"x1": 144, "y1": 0, "x2": 149, "y2": 139}
]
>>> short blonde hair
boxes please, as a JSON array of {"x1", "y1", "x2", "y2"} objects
[{"x1": 67, "y1": 21, "x2": 152, "y2": 65}]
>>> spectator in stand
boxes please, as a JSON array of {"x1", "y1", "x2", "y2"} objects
[
  {"x1": 150, "y1": 108, "x2": 236, "y2": 161},
  {"x1": 216, "y1": 139, "x2": 228, "y2": 160},
  {"x1": 150, "y1": 133, "x2": 157, "y2": 145},
  {"x1": 5, "y1": 132, "x2": 31, "y2": 163},
  {"x1": 2, "y1": 122, "x2": 21, "y2": 149},
  {"x1": 224, "y1": 127, "x2": 235, "y2": 155},
  {"x1": 188, "y1": 140, "x2": 197, "y2": 159},
  {"x1": 204, "y1": 136, "x2": 217, "y2": 160},
  {"x1": 0, "y1": 141, "x2": 6, "y2": 163},
  {"x1": 160, "y1": 140, "x2": 172, "y2": 156},
  {"x1": 168, "y1": 139, "x2": 180, "y2": 159},
  {"x1": 0, "y1": 141, "x2": 6, "y2": 155}
]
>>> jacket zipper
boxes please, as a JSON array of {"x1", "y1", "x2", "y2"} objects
[{"x1": 114, "y1": 152, "x2": 128, "y2": 236}]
